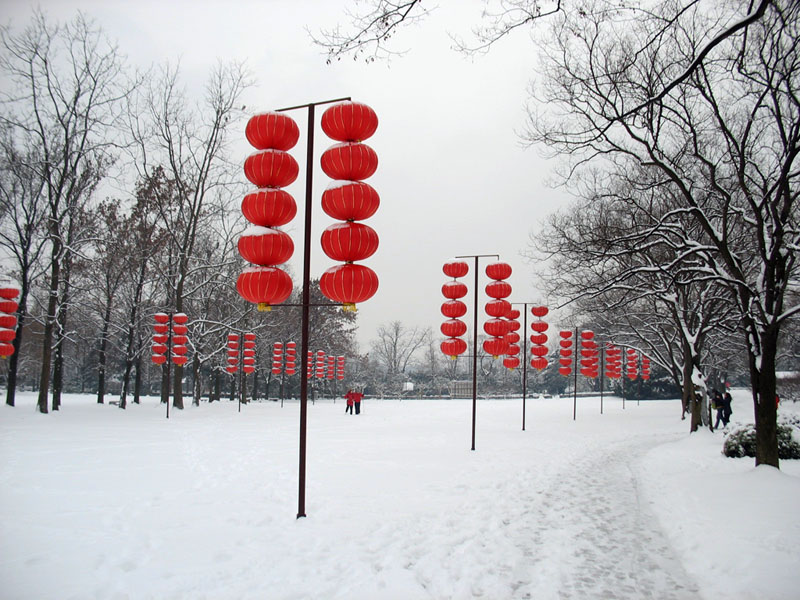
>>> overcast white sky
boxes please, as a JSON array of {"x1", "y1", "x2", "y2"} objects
[{"x1": 5, "y1": 0, "x2": 573, "y2": 350}]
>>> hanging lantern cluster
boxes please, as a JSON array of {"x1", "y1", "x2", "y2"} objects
[
  {"x1": 306, "y1": 351, "x2": 314, "y2": 379},
  {"x1": 626, "y1": 349, "x2": 639, "y2": 380},
  {"x1": 242, "y1": 333, "x2": 256, "y2": 374},
  {"x1": 273, "y1": 342, "x2": 283, "y2": 375},
  {"x1": 529, "y1": 306, "x2": 550, "y2": 370},
  {"x1": 440, "y1": 260, "x2": 469, "y2": 359},
  {"x1": 579, "y1": 331, "x2": 599, "y2": 378},
  {"x1": 226, "y1": 334, "x2": 240, "y2": 374},
  {"x1": 238, "y1": 111, "x2": 299, "y2": 311},
  {"x1": 641, "y1": 354, "x2": 651, "y2": 380},
  {"x1": 482, "y1": 262, "x2": 512, "y2": 358},
  {"x1": 152, "y1": 313, "x2": 189, "y2": 366},
  {"x1": 285, "y1": 341, "x2": 297, "y2": 376},
  {"x1": 605, "y1": 344, "x2": 622, "y2": 379},
  {"x1": 336, "y1": 356, "x2": 345, "y2": 380},
  {"x1": 325, "y1": 355, "x2": 334, "y2": 380},
  {"x1": 558, "y1": 330, "x2": 574, "y2": 376},
  {"x1": 319, "y1": 101, "x2": 380, "y2": 311},
  {"x1": 0, "y1": 285, "x2": 20, "y2": 358},
  {"x1": 315, "y1": 350, "x2": 327, "y2": 379},
  {"x1": 503, "y1": 308, "x2": 521, "y2": 370}
]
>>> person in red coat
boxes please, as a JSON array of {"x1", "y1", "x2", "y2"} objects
[
  {"x1": 352, "y1": 390, "x2": 363, "y2": 415},
  {"x1": 345, "y1": 390, "x2": 354, "y2": 414}
]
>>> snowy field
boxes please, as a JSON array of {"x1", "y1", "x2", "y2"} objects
[{"x1": 1, "y1": 389, "x2": 799, "y2": 600}]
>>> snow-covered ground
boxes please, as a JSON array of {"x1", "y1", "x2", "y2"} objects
[{"x1": 1, "y1": 389, "x2": 798, "y2": 600}]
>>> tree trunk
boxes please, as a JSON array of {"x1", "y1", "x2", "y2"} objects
[
  {"x1": 133, "y1": 356, "x2": 142, "y2": 404},
  {"x1": 192, "y1": 353, "x2": 201, "y2": 406},
  {"x1": 752, "y1": 325, "x2": 780, "y2": 467},
  {"x1": 212, "y1": 370, "x2": 220, "y2": 402},
  {"x1": 96, "y1": 298, "x2": 112, "y2": 404},
  {"x1": 37, "y1": 238, "x2": 61, "y2": 414},
  {"x1": 52, "y1": 253, "x2": 75, "y2": 412}
]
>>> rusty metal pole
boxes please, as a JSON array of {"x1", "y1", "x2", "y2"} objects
[
  {"x1": 522, "y1": 304, "x2": 528, "y2": 431},
  {"x1": 455, "y1": 254, "x2": 499, "y2": 451},
  {"x1": 277, "y1": 97, "x2": 350, "y2": 519},
  {"x1": 573, "y1": 327, "x2": 579, "y2": 421}
]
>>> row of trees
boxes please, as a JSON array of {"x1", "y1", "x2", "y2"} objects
[
  {"x1": 316, "y1": 0, "x2": 800, "y2": 467},
  {"x1": 0, "y1": 11, "x2": 362, "y2": 411}
]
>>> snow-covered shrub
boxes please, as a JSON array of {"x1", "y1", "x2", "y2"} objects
[{"x1": 722, "y1": 415, "x2": 800, "y2": 459}]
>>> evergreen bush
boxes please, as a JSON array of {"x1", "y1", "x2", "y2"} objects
[{"x1": 722, "y1": 415, "x2": 800, "y2": 459}]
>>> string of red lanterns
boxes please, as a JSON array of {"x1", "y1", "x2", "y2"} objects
[
  {"x1": 605, "y1": 343, "x2": 622, "y2": 379},
  {"x1": 626, "y1": 348, "x2": 639, "y2": 380},
  {"x1": 151, "y1": 313, "x2": 190, "y2": 366},
  {"x1": 285, "y1": 342, "x2": 297, "y2": 376},
  {"x1": 226, "y1": 333, "x2": 239, "y2": 374},
  {"x1": 579, "y1": 330, "x2": 599, "y2": 378},
  {"x1": 440, "y1": 260, "x2": 469, "y2": 359},
  {"x1": 272, "y1": 342, "x2": 283, "y2": 376},
  {"x1": 319, "y1": 101, "x2": 380, "y2": 311},
  {"x1": 529, "y1": 306, "x2": 549, "y2": 371},
  {"x1": 503, "y1": 308, "x2": 521, "y2": 370},
  {"x1": 238, "y1": 112, "x2": 299, "y2": 311},
  {"x1": 482, "y1": 262, "x2": 512, "y2": 359},
  {"x1": 0, "y1": 285, "x2": 20, "y2": 358},
  {"x1": 558, "y1": 330, "x2": 574, "y2": 376},
  {"x1": 641, "y1": 354, "x2": 651, "y2": 380}
]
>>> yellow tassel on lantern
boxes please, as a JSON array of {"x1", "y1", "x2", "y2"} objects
[{"x1": 257, "y1": 303, "x2": 272, "y2": 312}]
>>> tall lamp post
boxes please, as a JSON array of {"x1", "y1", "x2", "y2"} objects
[{"x1": 454, "y1": 254, "x2": 499, "y2": 451}]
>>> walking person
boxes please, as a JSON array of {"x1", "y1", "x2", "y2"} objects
[
  {"x1": 345, "y1": 389, "x2": 354, "y2": 415},
  {"x1": 353, "y1": 390, "x2": 363, "y2": 415},
  {"x1": 722, "y1": 390, "x2": 733, "y2": 425},
  {"x1": 713, "y1": 390, "x2": 726, "y2": 429}
]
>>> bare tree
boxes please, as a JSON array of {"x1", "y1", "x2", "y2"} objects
[
  {"x1": 0, "y1": 11, "x2": 133, "y2": 412},
  {"x1": 0, "y1": 126, "x2": 48, "y2": 406},
  {"x1": 126, "y1": 60, "x2": 251, "y2": 410},
  {"x1": 371, "y1": 321, "x2": 428, "y2": 392},
  {"x1": 527, "y1": 0, "x2": 799, "y2": 466}
]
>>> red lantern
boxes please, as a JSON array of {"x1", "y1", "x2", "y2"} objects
[
  {"x1": 245, "y1": 112, "x2": 300, "y2": 151},
  {"x1": 443, "y1": 261, "x2": 469, "y2": 278},
  {"x1": 530, "y1": 345, "x2": 549, "y2": 357},
  {"x1": 505, "y1": 331, "x2": 521, "y2": 344},
  {"x1": 507, "y1": 320, "x2": 521, "y2": 332},
  {"x1": 442, "y1": 281, "x2": 468, "y2": 300},
  {"x1": 320, "y1": 222, "x2": 379, "y2": 262},
  {"x1": 483, "y1": 318, "x2": 510, "y2": 337},
  {"x1": 226, "y1": 365, "x2": 238, "y2": 374},
  {"x1": 558, "y1": 366, "x2": 572, "y2": 376},
  {"x1": 319, "y1": 263, "x2": 378, "y2": 310},
  {"x1": 321, "y1": 101, "x2": 378, "y2": 142},
  {"x1": 485, "y1": 261, "x2": 512, "y2": 281},
  {"x1": 531, "y1": 321, "x2": 549, "y2": 333},
  {"x1": 321, "y1": 181, "x2": 380, "y2": 221},
  {"x1": 580, "y1": 330, "x2": 595, "y2": 340},
  {"x1": 173, "y1": 324, "x2": 188, "y2": 335},
  {"x1": 485, "y1": 281, "x2": 511, "y2": 299},
  {"x1": 0, "y1": 287, "x2": 19, "y2": 299},
  {"x1": 483, "y1": 337, "x2": 509, "y2": 358},
  {"x1": 154, "y1": 313, "x2": 170, "y2": 324},
  {"x1": 0, "y1": 315, "x2": 16, "y2": 329},
  {"x1": 242, "y1": 189, "x2": 297, "y2": 227},
  {"x1": 152, "y1": 343, "x2": 167, "y2": 354},
  {"x1": 580, "y1": 367, "x2": 598, "y2": 378},
  {"x1": 531, "y1": 306, "x2": 549, "y2": 318},
  {"x1": 530, "y1": 357, "x2": 548, "y2": 370},
  {"x1": 559, "y1": 339, "x2": 573, "y2": 348},
  {"x1": 153, "y1": 324, "x2": 168, "y2": 334},
  {"x1": 507, "y1": 309, "x2": 521, "y2": 320},
  {"x1": 442, "y1": 300, "x2": 467, "y2": 318},
  {"x1": 559, "y1": 357, "x2": 572, "y2": 367},
  {"x1": 506, "y1": 343, "x2": 521, "y2": 356},
  {"x1": 238, "y1": 227, "x2": 294, "y2": 266},
  {"x1": 172, "y1": 355, "x2": 188, "y2": 366},
  {"x1": 320, "y1": 142, "x2": 378, "y2": 181},
  {"x1": 245, "y1": 332, "x2": 256, "y2": 341},
  {"x1": 559, "y1": 330, "x2": 573, "y2": 339},
  {"x1": 441, "y1": 319, "x2": 467, "y2": 337},
  {"x1": 559, "y1": 348, "x2": 573, "y2": 358},
  {"x1": 153, "y1": 334, "x2": 168, "y2": 344},
  {"x1": 237, "y1": 266, "x2": 293, "y2": 311},
  {"x1": 152, "y1": 354, "x2": 166, "y2": 365},
  {"x1": 503, "y1": 356, "x2": 520, "y2": 369},
  {"x1": 243, "y1": 150, "x2": 299, "y2": 188},
  {"x1": 485, "y1": 299, "x2": 511, "y2": 318},
  {"x1": 0, "y1": 300, "x2": 18, "y2": 314},
  {"x1": 173, "y1": 335, "x2": 188, "y2": 345},
  {"x1": 530, "y1": 333, "x2": 548, "y2": 345},
  {"x1": 243, "y1": 366, "x2": 256, "y2": 374}
]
